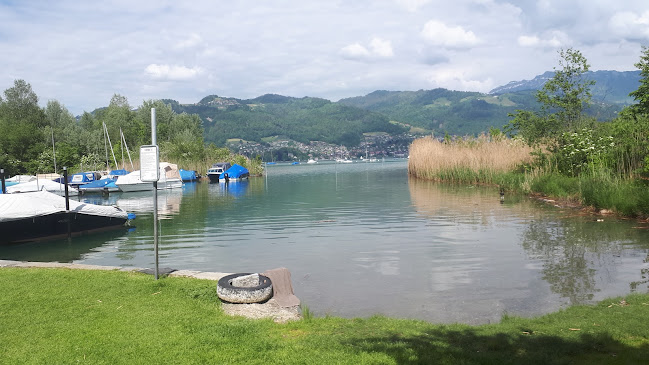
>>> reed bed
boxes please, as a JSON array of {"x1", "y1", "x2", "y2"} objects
[{"x1": 408, "y1": 136, "x2": 536, "y2": 185}]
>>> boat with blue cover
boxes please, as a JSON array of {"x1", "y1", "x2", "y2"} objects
[
  {"x1": 179, "y1": 169, "x2": 199, "y2": 182},
  {"x1": 220, "y1": 164, "x2": 250, "y2": 182},
  {"x1": 78, "y1": 178, "x2": 120, "y2": 194}
]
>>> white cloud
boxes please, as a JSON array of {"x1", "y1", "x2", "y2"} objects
[
  {"x1": 370, "y1": 37, "x2": 394, "y2": 58},
  {"x1": 425, "y1": 67, "x2": 493, "y2": 92},
  {"x1": 340, "y1": 43, "x2": 371, "y2": 59},
  {"x1": 420, "y1": 20, "x2": 479, "y2": 48},
  {"x1": 144, "y1": 64, "x2": 204, "y2": 81},
  {"x1": 517, "y1": 31, "x2": 568, "y2": 48},
  {"x1": 609, "y1": 11, "x2": 649, "y2": 39},
  {"x1": 518, "y1": 35, "x2": 540, "y2": 47},
  {"x1": 174, "y1": 33, "x2": 204, "y2": 50},
  {"x1": 394, "y1": 0, "x2": 432, "y2": 12},
  {"x1": 340, "y1": 37, "x2": 394, "y2": 60}
]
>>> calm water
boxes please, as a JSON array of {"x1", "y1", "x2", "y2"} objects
[{"x1": 2, "y1": 159, "x2": 649, "y2": 324}]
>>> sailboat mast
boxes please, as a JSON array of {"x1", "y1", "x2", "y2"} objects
[
  {"x1": 120, "y1": 129, "x2": 125, "y2": 169},
  {"x1": 103, "y1": 122, "x2": 119, "y2": 171},
  {"x1": 121, "y1": 128, "x2": 134, "y2": 171},
  {"x1": 103, "y1": 123, "x2": 110, "y2": 171}
]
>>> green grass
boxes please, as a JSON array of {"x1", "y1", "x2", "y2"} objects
[{"x1": 2, "y1": 268, "x2": 649, "y2": 364}]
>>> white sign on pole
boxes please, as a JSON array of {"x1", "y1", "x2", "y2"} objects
[{"x1": 140, "y1": 145, "x2": 159, "y2": 182}]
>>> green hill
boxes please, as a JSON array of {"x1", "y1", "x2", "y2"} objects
[
  {"x1": 165, "y1": 94, "x2": 406, "y2": 147},
  {"x1": 338, "y1": 88, "x2": 622, "y2": 136},
  {"x1": 154, "y1": 70, "x2": 639, "y2": 144}
]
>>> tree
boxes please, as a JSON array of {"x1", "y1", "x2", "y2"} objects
[
  {"x1": 630, "y1": 46, "x2": 649, "y2": 116},
  {"x1": 0, "y1": 80, "x2": 47, "y2": 174},
  {"x1": 136, "y1": 100, "x2": 175, "y2": 143},
  {"x1": 506, "y1": 48, "x2": 595, "y2": 144},
  {"x1": 536, "y1": 48, "x2": 594, "y2": 131}
]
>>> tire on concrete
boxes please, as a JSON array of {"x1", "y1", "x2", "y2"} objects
[{"x1": 217, "y1": 273, "x2": 273, "y2": 304}]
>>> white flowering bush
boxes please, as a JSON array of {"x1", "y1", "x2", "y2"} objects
[{"x1": 554, "y1": 128, "x2": 615, "y2": 176}]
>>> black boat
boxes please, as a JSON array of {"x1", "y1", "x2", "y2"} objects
[
  {"x1": 0, "y1": 191, "x2": 134, "y2": 244},
  {"x1": 206, "y1": 162, "x2": 231, "y2": 182}
]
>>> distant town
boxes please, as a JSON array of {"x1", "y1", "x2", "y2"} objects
[{"x1": 228, "y1": 132, "x2": 419, "y2": 162}]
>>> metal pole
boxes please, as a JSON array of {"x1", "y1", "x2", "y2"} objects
[
  {"x1": 63, "y1": 167, "x2": 71, "y2": 239},
  {"x1": 1, "y1": 168, "x2": 6, "y2": 194},
  {"x1": 152, "y1": 108, "x2": 159, "y2": 280},
  {"x1": 63, "y1": 167, "x2": 69, "y2": 210}
]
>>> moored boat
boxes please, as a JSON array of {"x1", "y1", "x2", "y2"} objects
[
  {"x1": 68, "y1": 171, "x2": 102, "y2": 188},
  {"x1": 219, "y1": 164, "x2": 250, "y2": 182},
  {"x1": 0, "y1": 190, "x2": 133, "y2": 244},
  {"x1": 116, "y1": 162, "x2": 182, "y2": 192},
  {"x1": 78, "y1": 178, "x2": 120, "y2": 194},
  {"x1": 179, "y1": 169, "x2": 199, "y2": 182},
  {"x1": 5, "y1": 179, "x2": 79, "y2": 196},
  {"x1": 207, "y1": 162, "x2": 231, "y2": 182}
]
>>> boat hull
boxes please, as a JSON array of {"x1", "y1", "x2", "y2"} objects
[
  {"x1": 0, "y1": 212, "x2": 128, "y2": 244},
  {"x1": 207, "y1": 173, "x2": 221, "y2": 182},
  {"x1": 117, "y1": 179, "x2": 182, "y2": 192}
]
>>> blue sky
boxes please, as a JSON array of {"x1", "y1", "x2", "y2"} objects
[{"x1": 1, "y1": 0, "x2": 648, "y2": 115}]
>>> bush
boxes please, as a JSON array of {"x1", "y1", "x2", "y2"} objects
[{"x1": 530, "y1": 173, "x2": 580, "y2": 198}]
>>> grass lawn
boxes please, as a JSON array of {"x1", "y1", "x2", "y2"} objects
[{"x1": 1, "y1": 267, "x2": 649, "y2": 364}]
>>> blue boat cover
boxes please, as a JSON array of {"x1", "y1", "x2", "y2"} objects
[
  {"x1": 109, "y1": 169, "x2": 129, "y2": 176},
  {"x1": 0, "y1": 181, "x2": 19, "y2": 194},
  {"x1": 222, "y1": 164, "x2": 249, "y2": 179},
  {"x1": 78, "y1": 178, "x2": 116, "y2": 190},
  {"x1": 179, "y1": 169, "x2": 197, "y2": 182},
  {"x1": 69, "y1": 171, "x2": 101, "y2": 185}
]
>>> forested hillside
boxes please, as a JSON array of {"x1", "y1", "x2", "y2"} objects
[
  {"x1": 489, "y1": 70, "x2": 641, "y2": 105},
  {"x1": 165, "y1": 95, "x2": 406, "y2": 147},
  {"x1": 338, "y1": 88, "x2": 622, "y2": 136}
]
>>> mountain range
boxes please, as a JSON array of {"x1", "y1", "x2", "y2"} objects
[{"x1": 160, "y1": 70, "x2": 641, "y2": 146}]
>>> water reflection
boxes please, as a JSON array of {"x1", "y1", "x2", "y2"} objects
[
  {"x1": 519, "y1": 217, "x2": 649, "y2": 305},
  {"x1": 0, "y1": 229, "x2": 132, "y2": 262},
  {"x1": 207, "y1": 180, "x2": 250, "y2": 198},
  {"x1": 409, "y1": 176, "x2": 649, "y2": 310},
  {"x1": 115, "y1": 190, "x2": 184, "y2": 219}
]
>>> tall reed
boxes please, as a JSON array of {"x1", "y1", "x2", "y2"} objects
[{"x1": 408, "y1": 135, "x2": 536, "y2": 185}]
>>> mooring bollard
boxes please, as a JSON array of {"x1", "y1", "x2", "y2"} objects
[{"x1": 1, "y1": 168, "x2": 6, "y2": 194}]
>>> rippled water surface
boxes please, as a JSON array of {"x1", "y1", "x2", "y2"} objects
[{"x1": 3, "y1": 159, "x2": 649, "y2": 324}]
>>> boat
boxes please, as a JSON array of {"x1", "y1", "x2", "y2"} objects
[
  {"x1": 291, "y1": 161, "x2": 300, "y2": 165},
  {"x1": 116, "y1": 162, "x2": 183, "y2": 192},
  {"x1": 0, "y1": 190, "x2": 133, "y2": 244},
  {"x1": 179, "y1": 169, "x2": 199, "y2": 182},
  {"x1": 68, "y1": 171, "x2": 103, "y2": 188},
  {"x1": 219, "y1": 164, "x2": 250, "y2": 182},
  {"x1": 5, "y1": 179, "x2": 79, "y2": 196},
  {"x1": 207, "y1": 162, "x2": 231, "y2": 182},
  {"x1": 307, "y1": 159, "x2": 317, "y2": 164},
  {"x1": 78, "y1": 178, "x2": 120, "y2": 194},
  {"x1": 6, "y1": 175, "x2": 35, "y2": 183},
  {"x1": 77, "y1": 169, "x2": 129, "y2": 194}
]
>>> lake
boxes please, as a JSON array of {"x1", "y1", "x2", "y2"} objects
[{"x1": 2, "y1": 159, "x2": 649, "y2": 324}]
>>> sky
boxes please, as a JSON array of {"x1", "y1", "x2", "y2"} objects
[{"x1": 1, "y1": 0, "x2": 648, "y2": 116}]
